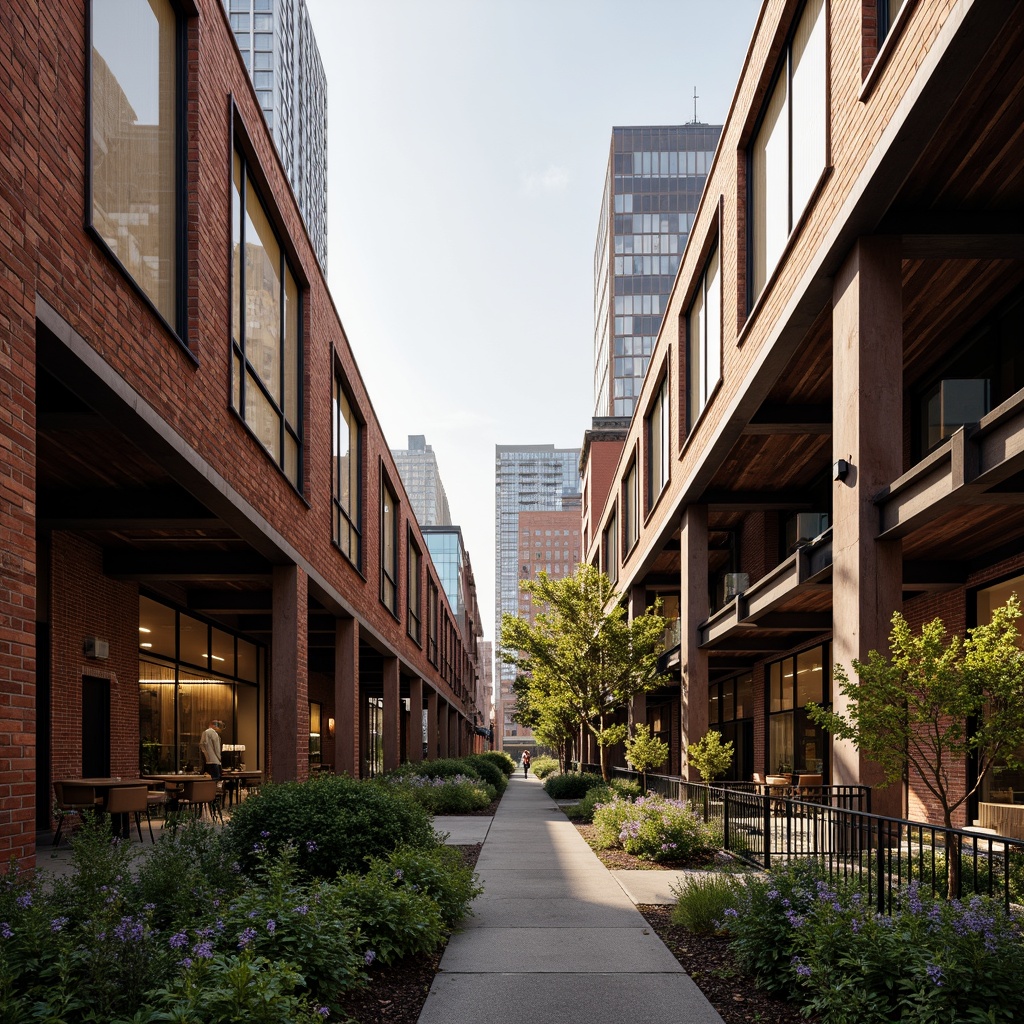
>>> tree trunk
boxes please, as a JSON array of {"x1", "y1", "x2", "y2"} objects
[{"x1": 944, "y1": 814, "x2": 961, "y2": 901}]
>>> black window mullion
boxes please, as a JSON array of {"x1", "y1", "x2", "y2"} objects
[
  {"x1": 239, "y1": 161, "x2": 247, "y2": 415},
  {"x1": 279, "y1": 247, "x2": 286, "y2": 469}
]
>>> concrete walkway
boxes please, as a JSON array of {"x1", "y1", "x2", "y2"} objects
[{"x1": 418, "y1": 773, "x2": 725, "y2": 1024}]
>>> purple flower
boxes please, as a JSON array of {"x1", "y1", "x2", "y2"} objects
[
  {"x1": 1, "y1": 922, "x2": 12, "y2": 939},
  {"x1": 50, "y1": 917, "x2": 69, "y2": 933},
  {"x1": 266, "y1": 919, "x2": 276, "y2": 934},
  {"x1": 169, "y1": 931, "x2": 189, "y2": 949},
  {"x1": 260, "y1": 830, "x2": 271, "y2": 838},
  {"x1": 394, "y1": 869, "x2": 404, "y2": 881},
  {"x1": 294, "y1": 905, "x2": 309, "y2": 916},
  {"x1": 306, "y1": 840, "x2": 318, "y2": 853},
  {"x1": 926, "y1": 963, "x2": 944, "y2": 987},
  {"x1": 114, "y1": 916, "x2": 145, "y2": 943},
  {"x1": 193, "y1": 941, "x2": 214, "y2": 959},
  {"x1": 364, "y1": 949, "x2": 377, "y2": 965},
  {"x1": 180, "y1": 957, "x2": 193, "y2": 969},
  {"x1": 238, "y1": 927, "x2": 257, "y2": 949},
  {"x1": 15, "y1": 893, "x2": 32, "y2": 910},
  {"x1": 317, "y1": 1008, "x2": 330, "y2": 1018}
]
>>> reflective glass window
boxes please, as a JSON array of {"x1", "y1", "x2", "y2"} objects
[
  {"x1": 332, "y1": 375, "x2": 361, "y2": 565},
  {"x1": 380, "y1": 480, "x2": 397, "y2": 614}
]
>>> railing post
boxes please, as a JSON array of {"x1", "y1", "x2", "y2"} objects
[
  {"x1": 875, "y1": 819, "x2": 886, "y2": 916},
  {"x1": 723, "y1": 786, "x2": 730, "y2": 851},
  {"x1": 763, "y1": 790, "x2": 772, "y2": 869}
]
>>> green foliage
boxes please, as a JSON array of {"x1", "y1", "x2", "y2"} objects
[
  {"x1": 395, "y1": 757, "x2": 482, "y2": 782},
  {"x1": 374, "y1": 845, "x2": 483, "y2": 928},
  {"x1": 727, "y1": 864, "x2": 1024, "y2": 1024},
  {"x1": 563, "y1": 784, "x2": 615, "y2": 822},
  {"x1": 542, "y1": 771, "x2": 605, "y2": 800},
  {"x1": 624, "y1": 724, "x2": 670, "y2": 777},
  {"x1": 385, "y1": 774, "x2": 493, "y2": 813},
  {"x1": 529, "y1": 755, "x2": 559, "y2": 779},
  {"x1": 475, "y1": 750, "x2": 516, "y2": 778},
  {"x1": 593, "y1": 794, "x2": 721, "y2": 862},
  {"x1": 670, "y1": 874, "x2": 742, "y2": 933},
  {"x1": 222, "y1": 774, "x2": 435, "y2": 879},
  {"x1": 463, "y1": 754, "x2": 508, "y2": 795},
  {"x1": 501, "y1": 564, "x2": 668, "y2": 779},
  {"x1": 333, "y1": 868, "x2": 446, "y2": 965},
  {"x1": 688, "y1": 730, "x2": 734, "y2": 782}
]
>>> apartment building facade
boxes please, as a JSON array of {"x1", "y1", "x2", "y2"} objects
[
  {"x1": 580, "y1": 0, "x2": 1024, "y2": 825},
  {"x1": 0, "y1": 0, "x2": 483, "y2": 867}
]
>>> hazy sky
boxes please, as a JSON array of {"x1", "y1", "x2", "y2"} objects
[{"x1": 304, "y1": 0, "x2": 761, "y2": 644}]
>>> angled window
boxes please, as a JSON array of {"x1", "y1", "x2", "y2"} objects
[
  {"x1": 380, "y1": 477, "x2": 398, "y2": 615},
  {"x1": 749, "y1": 0, "x2": 827, "y2": 303},
  {"x1": 687, "y1": 243, "x2": 722, "y2": 433},
  {"x1": 90, "y1": 0, "x2": 184, "y2": 336},
  {"x1": 231, "y1": 148, "x2": 302, "y2": 486},
  {"x1": 647, "y1": 374, "x2": 670, "y2": 505},
  {"x1": 623, "y1": 460, "x2": 639, "y2": 553},
  {"x1": 877, "y1": 0, "x2": 907, "y2": 47},
  {"x1": 407, "y1": 535, "x2": 422, "y2": 644},
  {"x1": 603, "y1": 512, "x2": 618, "y2": 585},
  {"x1": 332, "y1": 374, "x2": 361, "y2": 566},
  {"x1": 427, "y1": 578, "x2": 439, "y2": 667}
]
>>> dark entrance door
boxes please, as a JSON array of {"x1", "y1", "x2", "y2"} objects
[{"x1": 82, "y1": 676, "x2": 111, "y2": 778}]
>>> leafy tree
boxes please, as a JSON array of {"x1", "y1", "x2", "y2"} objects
[
  {"x1": 689, "y1": 730, "x2": 734, "y2": 782},
  {"x1": 501, "y1": 565, "x2": 668, "y2": 781},
  {"x1": 808, "y1": 596, "x2": 1024, "y2": 899},
  {"x1": 624, "y1": 723, "x2": 669, "y2": 792}
]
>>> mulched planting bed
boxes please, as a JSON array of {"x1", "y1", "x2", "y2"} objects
[
  {"x1": 334, "y1": 843, "x2": 482, "y2": 1024},
  {"x1": 573, "y1": 822, "x2": 725, "y2": 870}
]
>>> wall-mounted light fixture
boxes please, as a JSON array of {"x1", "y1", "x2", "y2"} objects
[
  {"x1": 832, "y1": 459, "x2": 850, "y2": 482},
  {"x1": 328, "y1": 717, "x2": 335, "y2": 735}
]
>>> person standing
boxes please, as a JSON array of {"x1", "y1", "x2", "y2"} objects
[
  {"x1": 522, "y1": 750, "x2": 531, "y2": 779},
  {"x1": 199, "y1": 719, "x2": 224, "y2": 779}
]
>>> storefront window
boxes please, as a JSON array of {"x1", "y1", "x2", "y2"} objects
[
  {"x1": 309, "y1": 701, "x2": 322, "y2": 765},
  {"x1": 767, "y1": 643, "x2": 829, "y2": 777},
  {"x1": 138, "y1": 596, "x2": 263, "y2": 773},
  {"x1": 708, "y1": 673, "x2": 754, "y2": 781}
]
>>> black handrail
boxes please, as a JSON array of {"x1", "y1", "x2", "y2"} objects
[{"x1": 611, "y1": 769, "x2": 1024, "y2": 911}]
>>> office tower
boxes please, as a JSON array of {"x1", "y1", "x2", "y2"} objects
[
  {"x1": 594, "y1": 123, "x2": 722, "y2": 418},
  {"x1": 392, "y1": 435, "x2": 453, "y2": 527},
  {"x1": 224, "y1": 0, "x2": 329, "y2": 269},
  {"x1": 494, "y1": 445, "x2": 581, "y2": 751}
]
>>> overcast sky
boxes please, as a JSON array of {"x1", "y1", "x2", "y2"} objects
[{"x1": 304, "y1": 0, "x2": 761, "y2": 646}]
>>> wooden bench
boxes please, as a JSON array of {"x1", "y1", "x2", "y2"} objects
[{"x1": 976, "y1": 802, "x2": 1024, "y2": 840}]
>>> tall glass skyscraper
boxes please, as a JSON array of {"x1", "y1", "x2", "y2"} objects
[
  {"x1": 494, "y1": 445, "x2": 581, "y2": 751},
  {"x1": 594, "y1": 124, "x2": 722, "y2": 418},
  {"x1": 391, "y1": 435, "x2": 452, "y2": 528},
  {"x1": 224, "y1": 0, "x2": 329, "y2": 269}
]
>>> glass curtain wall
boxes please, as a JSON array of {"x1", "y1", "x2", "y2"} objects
[
  {"x1": 138, "y1": 595, "x2": 263, "y2": 773},
  {"x1": 767, "y1": 643, "x2": 830, "y2": 777},
  {"x1": 708, "y1": 673, "x2": 754, "y2": 781}
]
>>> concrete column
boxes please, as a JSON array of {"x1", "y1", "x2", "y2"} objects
[
  {"x1": 271, "y1": 565, "x2": 308, "y2": 782},
  {"x1": 680, "y1": 504, "x2": 709, "y2": 781},
  {"x1": 448, "y1": 707, "x2": 459, "y2": 757},
  {"x1": 407, "y1": 677, "x2": 424, "y2": 762},
  {"x1": 382, "y1": 657, "x2": 400, "y2": 772},
  {"x1": 832, "y1": 236, "x2": 904, "y2": 817},
  {"x1": 438, "y1": 701, "x2": 449, "y2": 758},
  {"x1": 334, "y1": 617, "x2": 360, "y2": 777},
  {"x1": 426, "y1": 686, "x2": 439, "y2": 759}
]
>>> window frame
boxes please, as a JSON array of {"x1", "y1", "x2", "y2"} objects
[
  {"x1": 622, "y1": 457, "x2": 639, "y2": 555},
  {"x1": 646, "y1": 370, "x2": 670, "y2": 513},
  {"x1": 332, "y1": 371, "x2": 362, "y2": 568},
  {"x1": 407, "y1": 531, "x2": 422, "y2": 645},
  {"x1": 379, "y1": 471, "x2": 399, "y2": 617},
  {"x1": 230, "y1": 136, "x2": 304, "y2": 489},
  {"x1": 426, "y1": 577, "x2": 439, "y2": 667},
  {"x1": 87, "y1": 0, "x2": 189, "y2": 351},
  {"x1": 603, "y1": 509, "x2": 618, "y2": 585},
  {"x1": 686, "y1": 241, "x2": 723, "y2": 435}
]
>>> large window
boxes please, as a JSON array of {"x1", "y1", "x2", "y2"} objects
[
  {"x1": 709, "y1": 673, "x2": 754, "y2": 781},
  {"x1": 407, "y1": 536, "x2": 422, "y2": 644},
  {"x1": 231, "y1": 148, "x2": 302, "y2": 486},
  {"x1": 309, "y1": 701, "x2": 322, "y2": 766},
  {"x1": 749, "y1": 0, "x2": 827, "y2": 303},
  {"x1": 332, "y1": 375, "x2": 361, "y2": 565},
  {"x1": 90, "y1": 0, "x2": 183, "y2": 334},
  {"x1": 687, "y1": 243, "x2": 722, "y2": 432},
  {"x1": 380, "y1": 478, "x2": 398, "y2": 614},
  {"x1": 767, "y1": 643, "x2": 830, "y2": 777},
  {"x1": 877, "y1": 0, "x2": 907, "y2": 46},
  {"x1": 427, "y1": 579, "x2": 439, "y2": 666},
  {"x1": 603, "y1": 512, "x2": 618, "y2": 585},
  {"x1": 138, "y1": 595, "x2": 262, "y2": 774},
  {"x1": 647, "y1": 375, "x2": 670, "y2": 506},
  {"x1": 623, "y1": 461, "x2": 639, "y2": 553}
]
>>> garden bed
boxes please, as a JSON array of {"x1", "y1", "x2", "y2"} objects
[{"x1": 573, "y1": 822, "x2": 723, "y2": 870}]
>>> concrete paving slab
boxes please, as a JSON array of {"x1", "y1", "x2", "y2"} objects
[
  {"x1": 418, "y1": 972, "x2": 725, "y2": 1024},
  {"x1": 610, "y1": 869, "x2": 694, "y2": 905},
  {"x1": 439, "y1": 925, "x2": 683, "y2": 973},
  {"x1": 431, "y1": 816, "x2": 492, "y2": 845},
  {"x1": 471, "y1": 867, "x2": 620, "y2": 900},
  {"x1": 459, "y1": 894, "x2": 638, "y2": 928}
]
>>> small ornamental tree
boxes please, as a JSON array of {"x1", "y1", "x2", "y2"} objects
[
  {"x1": 624, "y1": 724, "x2": 669, "y2": 792},
  {"x1": 808, "y1": 596, "x2": 1024, "y2": 899},
  {"x1": 689, "y1": 730, "x2": 734, "y2": 783}
]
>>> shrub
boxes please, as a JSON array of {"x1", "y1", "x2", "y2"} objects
[
  {"x1": 563, "y1": 784, "x2": 616, "y2": 823},
  {"x1": 464, "y1": 754, "x2": 507, "y2": 795},
  {"x1": 333, "y1": 868, "x2": 446, "y2": 965},
  {"x1": 222, "y1": 774, "x2": 435, "y2": 879},
  {"x1": 530, "y1": 755, "x2": 559, "y2": 779},
  {"x1": 543, "y1": 772, "x2": 605, "y2": 800},
  {"x1": 670, "y1": 874, "x2": 741, "y2": 933},
  {"x1": 609, "y1": 778, "x2": 642, "y2": 799},
  {"x1": 386, "y1": 774, "x2": 493, "y2": 814},
  {"x1": 476, "y1": 750, "x2": 516, "y2": 777},
  {"x1": 401, "y1": 758, "x2": 482, "y2": 781},
  {"x1": 592, "y1": 794, "x2": 721, "y2": 863},
  {"x1": 372, "y1": 845, "x2": 482, "y2": 927}
]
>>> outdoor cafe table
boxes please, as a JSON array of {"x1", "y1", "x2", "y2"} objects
[
  {"x1": 221, "y1": 770, "x2": 263, "y2": 807},
  {"x1": 55, "y1": 778, "x2": 149, "y2": 840}
]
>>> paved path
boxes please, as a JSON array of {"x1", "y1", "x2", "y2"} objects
[{"x1": 418, "y1": 773, "x2": 725, "y2": 1024}]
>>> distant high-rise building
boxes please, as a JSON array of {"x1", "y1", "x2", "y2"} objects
[
  {"x1": 224, "y1": 0, "x2": 328, "y2": 269},
  {"x1": 594, "y1": 124, "x2": 722, "y2": 418},
  {"x1": 391, "y1": 435, "x2": 452, "y2": 527},
  {"x1": 494, "y1": 445, "x2": 581, "y2": 752}
]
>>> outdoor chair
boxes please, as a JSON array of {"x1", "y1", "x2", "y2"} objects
[
  {"x1": 52, "y1": 781, "x2": 101, "y2": 847},
  {"x1": 104, "y1": 785, "x2": 149, "y2": 843},
  {"x1": 177, "y1": 777, "x2": 219, "y2": 821},
  {"x1": 145, "y1": 784, "x2": 166, "y2": 841}
]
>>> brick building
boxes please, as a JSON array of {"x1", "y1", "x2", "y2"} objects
[
  {"x1": 580, "y1": 0, "x2": 1024, "y2": 825},
  {"x1": 0, "y1": 0, "x2": 484, "y2": 868}
]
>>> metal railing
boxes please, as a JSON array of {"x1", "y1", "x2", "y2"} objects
[{"x1": 612, "y1": 769, "x2": 1024, "y2": 911}]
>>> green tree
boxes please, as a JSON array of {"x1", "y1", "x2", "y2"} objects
[
  {"x1": 808, "y1": 596, "x2": 1024, "y2": 899},
  {"x1": 501, "y1": 565, "x2": 668, "y2": 781},
  {"x1": 689, "y1": 730, "x2": 734, "y2": 782},
  {"x1": 624, "y1": 723, "x2": 669, "y2": 792}
]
